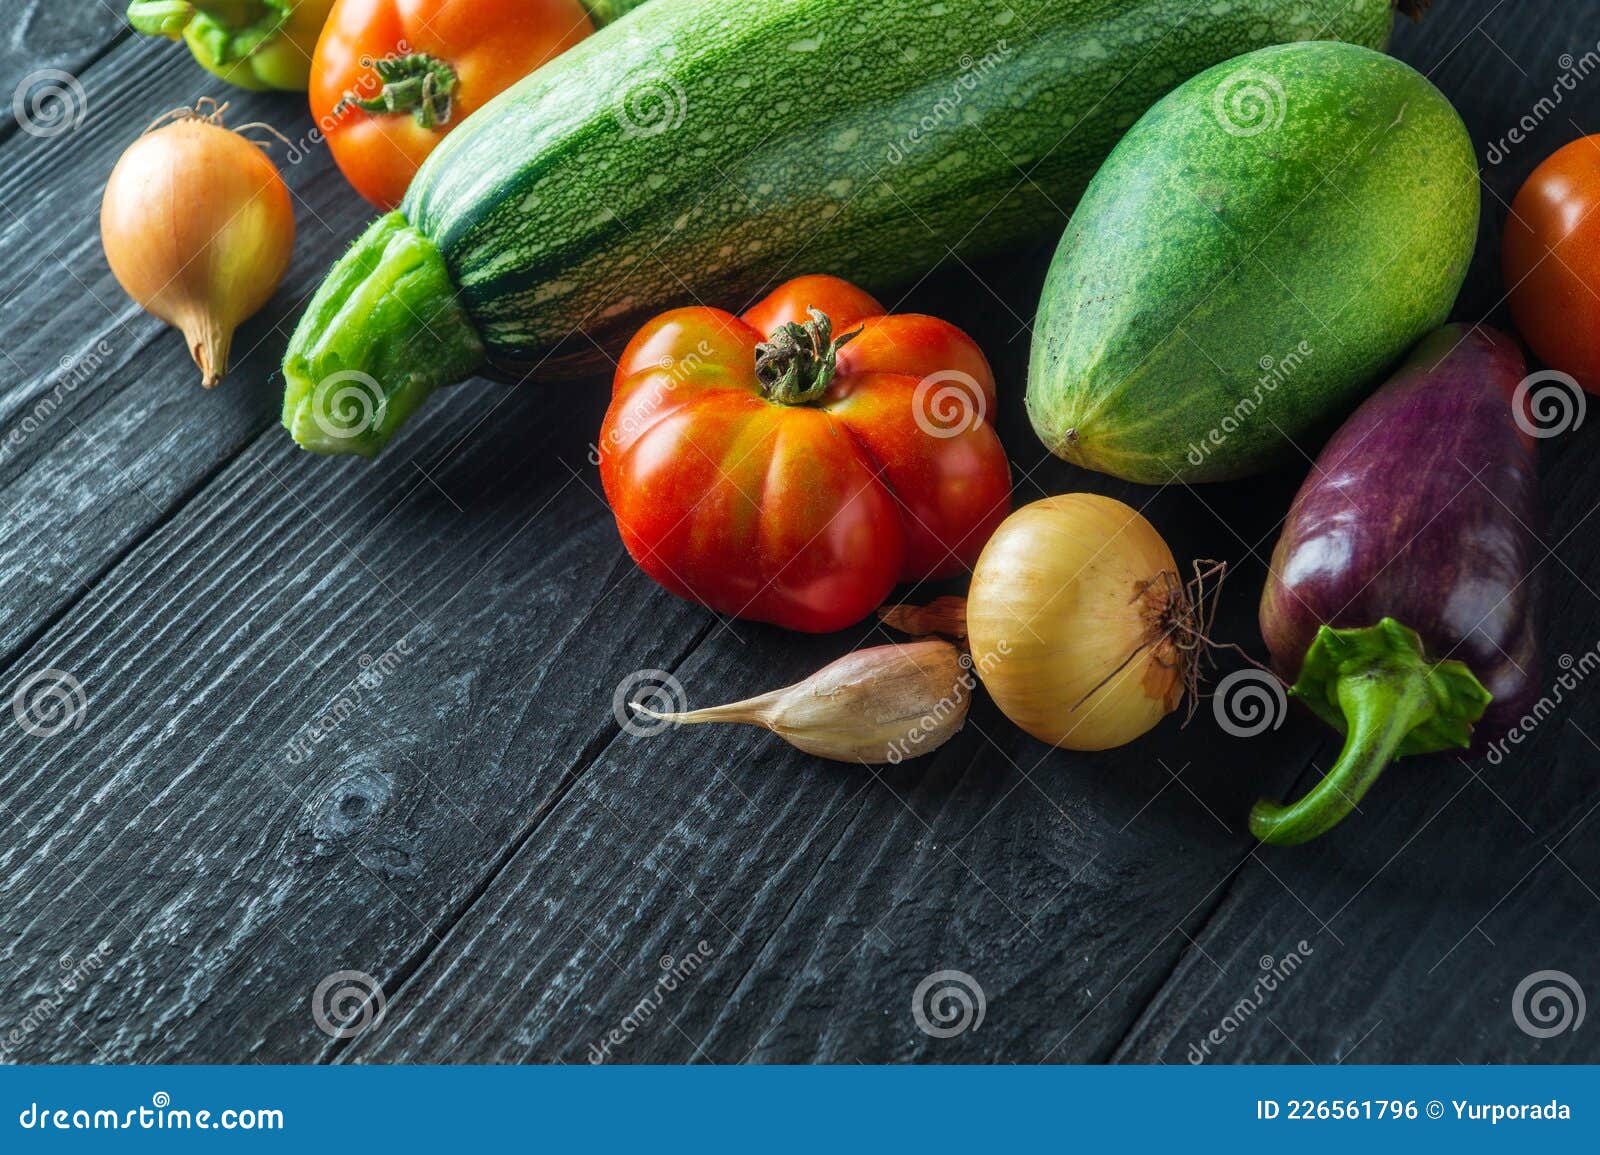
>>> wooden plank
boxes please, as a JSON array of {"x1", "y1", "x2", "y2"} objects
[
  {"x1": 0, "y1": 361, "x2": 731, "y2": 1061},
  {"x1": 0, "y1": 2, "x2": 125, "y2": 127}
]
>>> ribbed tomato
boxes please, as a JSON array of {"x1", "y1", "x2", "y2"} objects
[{"x1": 598, "y1": 276, "x2": 1011, "y2": 633}]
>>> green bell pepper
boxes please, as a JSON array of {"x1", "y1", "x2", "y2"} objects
[{"x1": 126, "y1": 0, "x2": 336, "y2": 92}]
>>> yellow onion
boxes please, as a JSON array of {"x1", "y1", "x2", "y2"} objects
[
  {"x1": 100, "y1": 104, "x2": 294, "y2": 387},
  {"x1": 967, "y1": 494, "x2": 1197, "y2": 749},
  {"x1": 888, "y1": 494, "x2": 1208, "y2": 751}
]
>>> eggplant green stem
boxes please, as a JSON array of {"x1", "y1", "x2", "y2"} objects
[
  {"x1": 1249, "y1": 619, "x2": 1490, "y2": 846},
  {"x1": 342, "y1": 54, "x2": 459, "y2": 130},
  {"x1": 281, "y1": 212, "x2": 484, "y2": 458}
]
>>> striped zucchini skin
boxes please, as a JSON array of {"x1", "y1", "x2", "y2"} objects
[{"x1": 407, "y1": 0, "x2": 1396, "y2": 381}]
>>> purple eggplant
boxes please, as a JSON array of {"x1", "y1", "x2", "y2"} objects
[{"x1": 1254, "y1": 324, "x2": 1540, "y2": 845}]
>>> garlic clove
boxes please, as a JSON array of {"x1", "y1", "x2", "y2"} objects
[{"x1": 631, "y1": 639, "x2": 971, "y2": 764}]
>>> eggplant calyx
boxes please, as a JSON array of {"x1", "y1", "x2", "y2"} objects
[{"x1": 1249, "y1": 618, "x2": 1490, "y2": 846}]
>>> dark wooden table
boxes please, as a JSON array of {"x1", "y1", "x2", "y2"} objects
[{"x1": 1, "y1": 0, "x2": 1595, "y2": 1065}]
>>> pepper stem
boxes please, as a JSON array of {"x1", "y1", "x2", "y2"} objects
[
  {"x1": 755, "y1": 308, "x2": 861, "y2": 405},
  {"x1": 342, "y1": 54, "x2": 460, "y2": 129},
  {"x1": 1249, "y1": 618, "x2": 1490, "y2": 846}
]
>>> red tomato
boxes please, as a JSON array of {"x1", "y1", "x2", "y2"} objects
[
  {"x1": 310, "y1": 0, "x2": 594, "y2": 209},
  {"x1": 1504, "y1": 134, "x2": 1600, "y2": 392},
  {"x1": 599, "y1": 276, "x2": 1012, "y2": 633}
]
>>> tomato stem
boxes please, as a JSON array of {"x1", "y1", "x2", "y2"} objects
[
  {"x1": 754, "y1": 308, "x2": 862, "y2": 405},
  {"x1": 341, "y1": 53, "x2": 460, "y2": 129}
]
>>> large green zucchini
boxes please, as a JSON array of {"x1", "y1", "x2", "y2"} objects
[{"x1": 283, "y1": 0, "x2": 1400, "y2": 456}]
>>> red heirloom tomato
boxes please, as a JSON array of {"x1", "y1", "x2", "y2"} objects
[
  {"x1": 1504, "y1": 134, "x2": 1600, "y2": 392},
  {"x1": 599, "y1": 275, "x2": 1012, "y2": 633}
]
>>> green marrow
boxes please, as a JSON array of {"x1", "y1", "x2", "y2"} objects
[
  {"x1": 283, "y1": 0, "x2": 1400, "y2": 456},
  {"x1": 1026, "y1": 40, "x2": 1478, "y2": 483}
]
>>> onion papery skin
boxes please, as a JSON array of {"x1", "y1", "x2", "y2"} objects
[
  {"x1": 100, "y1": 117, "x2": 294, "y2": 387},
  {"x1": 966, "y1": 494, "x2": 1182, "y2": 751}
]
